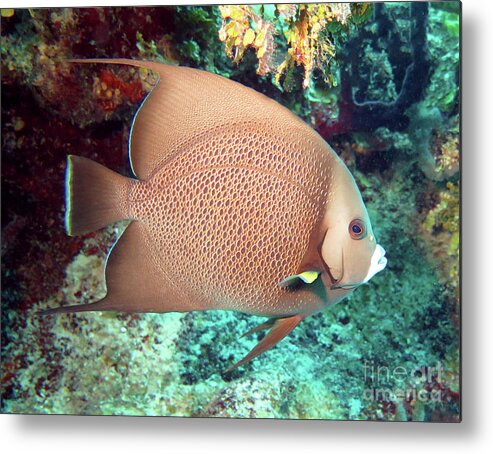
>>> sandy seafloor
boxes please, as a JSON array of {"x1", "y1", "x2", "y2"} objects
[{"x1": 1, "y1": 3, "x2": 460, "y2": 420}]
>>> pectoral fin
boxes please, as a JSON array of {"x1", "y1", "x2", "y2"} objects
[
  {"x1": 226, "y1": 315, "x2": 304, "y2": 371},
  {"x1": 278, "y1": 270, "x2": 320, "y2": 288}
]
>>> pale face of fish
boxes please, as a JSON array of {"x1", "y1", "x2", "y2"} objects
[{"x1": 320, "y1": 157, "x2": 387, "y2": 294}]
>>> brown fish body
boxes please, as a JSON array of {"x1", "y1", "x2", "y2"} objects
[
  {"x1": 45, "y1": 59, "x2": 386, "y2": 369},
  {"x1": 127, "y1": 120, "x2": 335, "y2": 317}
]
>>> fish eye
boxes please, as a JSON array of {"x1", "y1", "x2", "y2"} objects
[{"x1": 349, "y1": 219, "x2": 366, "y2": 240}]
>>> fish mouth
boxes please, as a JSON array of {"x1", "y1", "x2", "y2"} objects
[
  {"x1": 363, "y1": 244, "x2": 387, "y2": 283},
  {"x1": 330, "y1": 245, "x2": 387, "y2": 291}
]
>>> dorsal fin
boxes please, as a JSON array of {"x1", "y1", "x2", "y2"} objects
[{"x1": 67, "y1": 59, "x2": 312, "y2": 180}]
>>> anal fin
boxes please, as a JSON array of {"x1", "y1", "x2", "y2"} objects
[
  {"x1": 39, "y1": 297, "x2": 117, "y2": 315},
  {"x1": 42, "y1": 222, "x2": 199, "y2": 315},
  {"x1": 226, "y1": 315, "x2": 304, "y2": 372}
]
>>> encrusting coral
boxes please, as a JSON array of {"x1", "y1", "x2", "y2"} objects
[
  {"x1": 218, "y1": 5, "x2": 277, "y2": 77},
  {"x1": 218, "y1": 3, "x2": 370, "y2": 91},
  {"x1": 422, "y1": 181, "x2": 460, "y2": 293}
]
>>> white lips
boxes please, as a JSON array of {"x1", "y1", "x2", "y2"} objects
[{"x1": 363, "y1": 244, "x2": 387, "y2": 284}]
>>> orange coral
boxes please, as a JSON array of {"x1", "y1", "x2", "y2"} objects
[
  {"x1": 218, "y1": 4, "x2": 358, "y2": 90},
  {"x1": 93, "y1": 69, "x2": 146, "y2": 113},
  {"x1": 277, "y1": 4, "x2": 347, "y2": 89},
  {"x1": 218, "y1": 5, "x2": 276, "y2": 76}
]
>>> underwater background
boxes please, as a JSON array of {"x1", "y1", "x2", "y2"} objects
[{"x1": 1, "y1": 2, "x2": 460, "y2": 421}]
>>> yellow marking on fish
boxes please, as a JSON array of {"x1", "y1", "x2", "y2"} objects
[
  {"x1": 298, "y1": 270, "x2": 320, "y2": 283},
  {"x1": 278, "y1": 270, "x2": 320, "y2": 287}
]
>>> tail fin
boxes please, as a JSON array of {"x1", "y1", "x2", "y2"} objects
[{"x1": 65, "y1": 155, "x2": 133, "y2": 236}]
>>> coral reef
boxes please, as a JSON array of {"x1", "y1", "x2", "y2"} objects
[
  {"x1": 218, "y1": 3, "x2": 370, "y2": 91},
  {"x1": 218, "y1": 5, "x2": 277, "y2": 77},
  {"x1": 1, "y1": 4, "x2": 460, "y2": 421},
  {"x1": 275, "y1": 3, "x2": 352, "y2": 89},
  {"x1": 422, "y1": 180, "x2": 460, "y2": 301}
]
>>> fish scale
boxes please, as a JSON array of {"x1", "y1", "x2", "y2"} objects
[{"x1": 135, "y1": 123, "x2": 330, "y2": 313}]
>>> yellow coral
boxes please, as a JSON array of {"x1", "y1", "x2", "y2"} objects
[
  {"x1": 218, "y1": 3, "x2": 361, "y2": 90},
  {"x1": 218, "y1": 5, "x2": 276, "y2": 76},
  {"x1": 1, "y1": 8, "x2": 15, "y2": 18},
  {"x1": 423, "y1": 181, "x2": 459, "y2": 289},
  {"x1": 436, "y1": 134, "x2": 460, "y2": 177},
  {"x1": 277, "y1": 4, "x2": 344, "y2": 89}
]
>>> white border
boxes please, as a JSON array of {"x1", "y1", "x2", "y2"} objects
[{"x1": 2, "y1": 1, "x2": 493, "y2": 454}]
